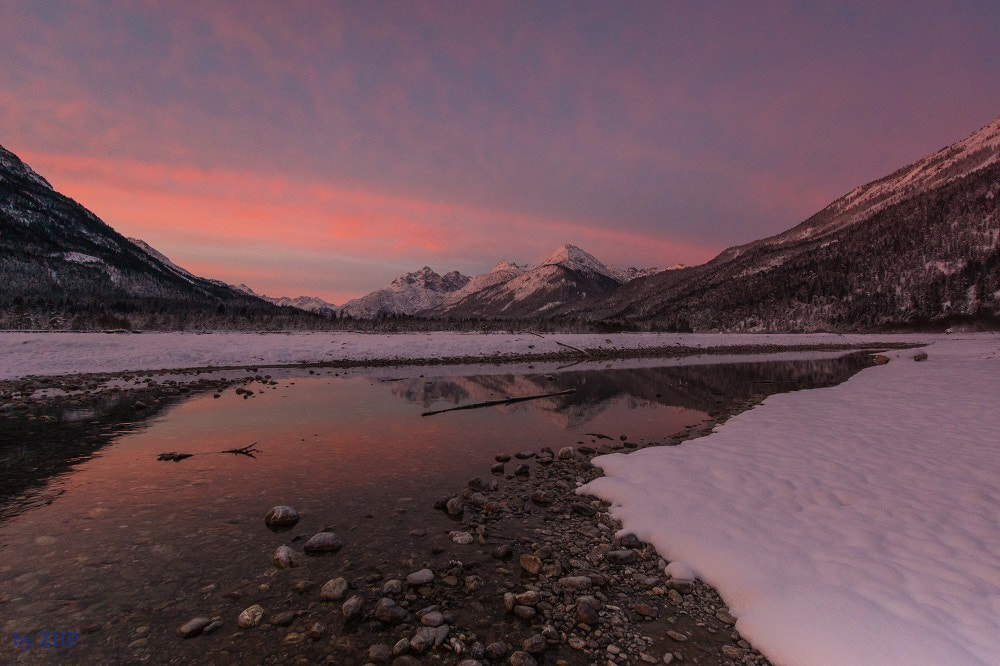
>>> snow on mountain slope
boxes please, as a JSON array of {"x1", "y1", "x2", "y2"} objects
[
  {"x1": 128, "y1": 237, "x2": 200, "y2": 285},
  {"x1": 739, "y1": 115, "x2": 1000, "y2": 256},
  {"x1": 540, "y1": 244, "x2": 619, "y2": 280},
  {"x1": 442, "y1": 260, "x2": 527, "y2": 306},
  {"x1": 337, "y1": 266, "x2": 470, "y2": 318}
]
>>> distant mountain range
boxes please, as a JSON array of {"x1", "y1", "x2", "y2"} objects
[
  {"x1": 333, "y1": 245, "x2": 669, "y2": 319},
  {"x1": 2, "y1": 114, "x2": 997, "y2": 331}
]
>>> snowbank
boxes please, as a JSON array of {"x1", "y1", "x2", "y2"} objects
[
  {"x1": 580, "y1": 334, "x2": 1000, "y2": 666},
  {"x1": 0, "y1": 330, "x2": 928, "y2": 381}
]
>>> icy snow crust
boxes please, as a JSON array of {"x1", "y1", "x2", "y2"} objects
[
  {"x1": 0, "y1": 331, "x2": 929, "y2": 381},
  {"x1": 581, "y1": 334, "x2": 1000, "y2": 666}
]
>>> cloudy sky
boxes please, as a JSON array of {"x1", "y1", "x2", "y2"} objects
[{"x1": 1, "y1": 1, "x2": 998, "y2": 303}]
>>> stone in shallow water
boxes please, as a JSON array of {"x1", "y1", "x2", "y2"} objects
[
  {"x1": 177, "y1": 617, "x2": 211, "y2": 638},
  {"x1": 303, "y1": 531, "x2": 344, "y2": 555},
  {"x1": 237, "y1": 604, "x2": 264, "y2": 628},
  {"x1": 263, "y1": 505, "x2": 299, "y2": 529},
  {"x1": 319, "y1": 577, "x2": 349, "y2": 601},
  {"x1": 450, "y1": 531, "x2": 474, "y2": 544},
  {"x1": 272, "y1": 545, "x2": 299, "y2": 568},
  {"x1": 406, "y1": 568, "x2": 434, "y2": 586}
]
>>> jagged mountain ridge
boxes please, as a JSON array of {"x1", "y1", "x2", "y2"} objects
[
  {"x1": 0, "y1": 145, "x2": 318, "y2": 329},
  {"x1": 336, "y1": 266, "x2": 471, "y2": 318},
  {"x1": 337, "y1": 245, "x2": 664, "y2": 319},
  {"x1": 431, "y1": 244, "x2": 627, "y2": 318},
  {"x1": 582, "y1": 116, "x2": 1000, "y2": 331}
]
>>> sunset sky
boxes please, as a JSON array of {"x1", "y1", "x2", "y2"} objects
[{"x1": 1, "y1": 2, "x2": 998, "y2": 304}]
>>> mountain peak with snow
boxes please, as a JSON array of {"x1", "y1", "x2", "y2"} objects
[{"x1": 540, "y1": 244, "x2": 617, "y2": 280}]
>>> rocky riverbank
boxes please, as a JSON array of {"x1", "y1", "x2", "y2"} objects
[{"x1": 163, "y1": 421, "x2": 774, "y2": 665}]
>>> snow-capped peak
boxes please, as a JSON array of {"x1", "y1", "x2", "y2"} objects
[
  {"x1": 540, "y1": 244, "x2": 617, "y2": 280},
  {"x1": 491, "y1": 259, "x2": 527, "y2": 273}
]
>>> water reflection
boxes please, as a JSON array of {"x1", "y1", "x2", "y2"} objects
[{"x1": 0, "y1": 353, "x2": 872, "y2": 664}]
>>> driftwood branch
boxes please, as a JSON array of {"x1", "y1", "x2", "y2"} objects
[
  {"x1": 554, "y1": 340, "x2": 590, "y2": 356},
  {"x1": 157, "y1": 442, "x2": 260, "y2": 461},
  {"x1": 421, "y1": 389, "x2": 576, "y2": 417}
]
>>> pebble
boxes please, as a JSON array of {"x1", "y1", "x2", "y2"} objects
[
  {"x1": 421, "y1": 610, "x2": 445, "y2": 627},
  {"x1": 374, "y1": 597, "x2": 407, "y2": 624},
  {"x1": 368, "y1": 643, "x2": 392, "y2": 663},
  {"x1": 450, "y1": 531, "x2": 474, "y2": 544},
  {"x1": 271, "y1": 611, "x2": 298, "y2": 627},
  {"x1": 177, "y1": 616, "x2": 211, "y2": 638},
  {"x1": 509, "y1": 651, "x2": 538, "y2": 666},
  {"x1": 319, "y1": 577, "x2": 349, "y2": 601},
  {"x1": 446, "y1": 497, "x2": 464, "y2": 516},
  {"x1": 558, "y1": 575, "x2": 592, "y2": 590},
  {"x1": 341, "y1": 595, "x2": 364, "y2": 621},
  {"x1": 406, "y1": 568, "x2": 435, "y2": 586},
  {"x1": 519, "y1": 554, "x2": 543, "y2": 575},
  {"x1": 237, "y1": 604, "x2": 264, "y2": 629},
  {"x1": 303, "y1": 531, "x2": 344, "y2": 554},
  {"x1": 264, "y1": 505, "x2": 300, "y2": 528},
  {"x1": 272, "y1": 545, "x2": 299, "y2": 569}
]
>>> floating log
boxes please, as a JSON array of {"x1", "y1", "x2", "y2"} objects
[{"x1": 421, "y1": 389, "x2": 576, "y2": 417}]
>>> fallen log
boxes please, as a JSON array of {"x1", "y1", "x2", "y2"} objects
[
  {"x1": 157, "y1": 442, "x2": 260, "y2": 461},
  {"x1": 421, "y1": 389, "x2": 576, "y2": 417}
]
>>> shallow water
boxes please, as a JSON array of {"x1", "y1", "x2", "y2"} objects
[{"x1": 0, "y1": 354, "x2": 871, "y2": 663}]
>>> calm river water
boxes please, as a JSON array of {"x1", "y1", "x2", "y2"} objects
[{"x1": 0, "y1": 353, "x2": 871, "y2": 663}]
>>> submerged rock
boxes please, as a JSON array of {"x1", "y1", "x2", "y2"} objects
[
  {"x1": 271, "y1": 545, "x2": 299, "y2": 569},
  {"x1": 303, "y1": 531, "x2": 344, "y2": 555},
  {"x1": 177, "y1": 617, "x2": 211, "y2": 638},
  {"x1": 264, "y1": 505, "x2": 300, "y2": 530}
]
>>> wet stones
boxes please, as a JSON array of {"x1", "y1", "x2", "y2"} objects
[
  {"x1": 406, "y1": 568, "x2": 434, "y2": 586},
  {"x1": 319, "y1": 577, "x2": 349, "y2": 601},
  {"x1": 374, "y1": 597, "x2": 408, "y2": 624},
  {"x1": 341, "y1": 595, "x2": 364, "y2": 622},
  {"x1": 237, "y1": 604, "x2": 264, "y2": 629},
  {"x1": 445, "y1": 497, "x2": 464, "y2": 516},
  {"x1": 263, "y1": 505, "x2": 300, "y2": 529},
  {"x1": 271, "y1": 545, "x2": 299, "y2": 569},
  {"x1": 605, "y1": 549, "x2": 638, "y2": 565},
  {"x1": 303, "y1": 531, "x2": 343, "y2": 555},
  {"x1": 518, "y1": 554, "x2": 543, "y2": 575},
  {"x1": 558, "y1": 575, "x2": 593, "y2": 591},
  {"x1": 177, "y1": 617, "x2": 211, "y2": 638}
]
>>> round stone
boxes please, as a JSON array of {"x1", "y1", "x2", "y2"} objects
[
  {"x1": 303, "y1": 531, "x2": 344, "y2": 555},
  {"x1": 264, "y1": 505, "x2": 299, "y2": 529}
]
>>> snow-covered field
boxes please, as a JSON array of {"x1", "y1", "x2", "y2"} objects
[
  {"x1": 0, "y1": 330, "x2": 929, "y2": 381},
  {"x1": 581, "y1": 334, "x2": 1000, "y2": 666}
]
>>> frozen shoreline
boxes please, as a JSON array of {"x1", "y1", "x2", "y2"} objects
[
  {"x1": 581, "y1": 333, "x2": 1000, "y2": 666},
  {"x1": 0, "y1": 330, "x2": 930, "y2": 381}
]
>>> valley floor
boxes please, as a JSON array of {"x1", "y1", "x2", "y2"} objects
[
  {"x1": 0, "y1": 330, "x2": 930, "y2": 381},
  {"x1": 582, "y1": 333, "x2": 1000, "y2": 666},
  {"x1": 4, "y1": 330, "x2": 997, "y2": 665}
]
